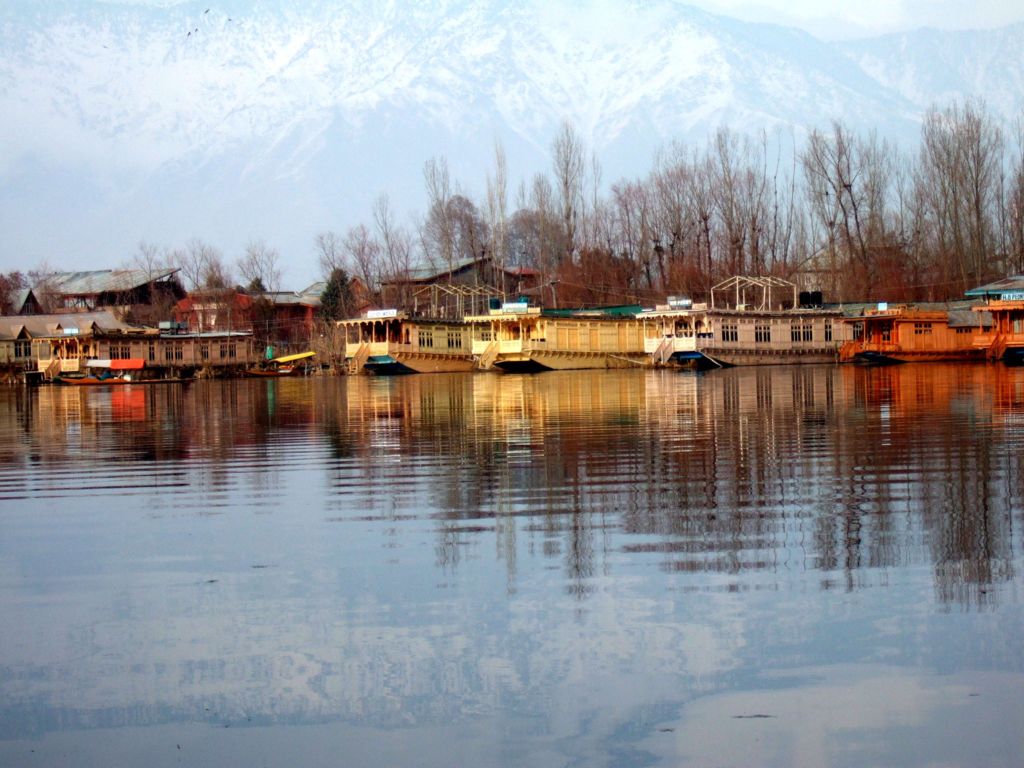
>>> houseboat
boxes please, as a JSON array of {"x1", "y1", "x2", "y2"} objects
[
  {"x1": 339, "y1": 310, "x2": 476, "y2": 375},
  {"x1": 695, "y1": 276, "x2": 849, "y2": 366},
  {"x1": 966, "y1": 276, "x2": 1024, "y2": 364},
  {"x1": 839, "y1": 303, "x2": 991, "y2": 364},
  {"x1": 465, "y1": 302, "x2": 649, "y2": 373},
  {"x1": 636, "y1": 300, "x2": 716, "y2": 369}
]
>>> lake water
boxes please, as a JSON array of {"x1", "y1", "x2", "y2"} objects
[{"x1": 1, "y1": 365, "x2": 1023, "y2": 767}]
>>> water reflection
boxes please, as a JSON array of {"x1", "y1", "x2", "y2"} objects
[{"x1": 0, "y1": 366, "x2": 1022, "y2": 767}]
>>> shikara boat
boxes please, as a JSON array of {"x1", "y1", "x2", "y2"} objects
[{"x1": 245, "y1": 350, "x2": 316, "y2": 377}]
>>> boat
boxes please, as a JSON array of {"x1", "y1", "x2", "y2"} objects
[
  {"x1": 245, "y1": 350, "x2": 316, "y2": 377},
  {"x1": 965, "y1": 277, "x2": 1024, "y2": 364},
  {"x1": 339, "y1": 311, "x2": 475, "y2": 375},
  {"x1": 638, "y1": 300, "x2": 718, "y2": 369},
  {"x1": 685, "y1": 277, "x2": 850, "y2": 367},
  {"x1": 466, "y1": 302, "x2": 649, "y2": 373},
  {"x1": 53, "y1": 358, "x2": 191, "y2": 385},
  {"x1": 839, "y1": 303, "x2": 991, "y2": 364}
]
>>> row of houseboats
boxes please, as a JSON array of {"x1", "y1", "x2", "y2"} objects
[
  {"x1": 338, "y1": 276, "x2": 1024, "y2": 375},
  {"x1": 4, "y1": 276, "x2": 1023, "y2": 384}
]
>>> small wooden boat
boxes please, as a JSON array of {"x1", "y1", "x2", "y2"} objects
[
  {"x1": 245, "y1": 350, "x2": 316, "y2": 377},
  {"x1": 53, "y1": 358, "x2": 191, "y2": 385}
]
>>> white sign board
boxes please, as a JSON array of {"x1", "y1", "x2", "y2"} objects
[{"x1": 366, "y1": 309, "x2": 399, "y2": 319}]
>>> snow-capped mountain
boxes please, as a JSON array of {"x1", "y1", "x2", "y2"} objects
[{"x1": 0, "y1": 0, "x2": 1020, "y2": 286}]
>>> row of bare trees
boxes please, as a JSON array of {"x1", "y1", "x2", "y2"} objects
[
  {"x1": 316, "y1": 99, "x2": 1023, "y2": 308},
  {"x1": 5, "y1": 100, "x2": 1021, "y2": 320}
]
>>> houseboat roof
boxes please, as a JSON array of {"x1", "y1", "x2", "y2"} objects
[
  {"x1": 964, "y1": 275, "x2": 1024, "y2": 300},
  {"x1": 0, "y1": 310, "x2": 147, "y2": 339},
  {"x1": 34, "y1": 269, "x2": 181, "y2": 296}
]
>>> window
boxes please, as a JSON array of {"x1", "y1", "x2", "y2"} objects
[
  {"x1": 802, "y1": 324, "x2": 813, "y2": 342},
  {"x1": 200, "y1": 344, "x2": 210, "y2": 360},
  {"x1": 853, "y1": 323, "x2": 863, "y2": 340},
  {"x1": 14, "y1": 340, "x2": 31, "y2": 358},
  {"x1": 722, "y1": 323, "x2": 738, "y2": 342},
  {"x1": 955, "y1": 327, "x2": 973, "y2": 335},
  {"x1": 420, "y1": 330, "x2": 434, "y2": 348},
  {"x1": 755, "y1": 324, "x2": 771, "y2": 343},
  {"x1": 791, "y1": 324, "x2": 801, "y2": 343},
  {"x1": 824, "y1": 320, "x2": 833, "y2": 342},
  {"x1": 914, "y1": 323, "x2": 933, "y2": 336},
  {"x1": 148, "y1": 343, "x2": 156, "y2": 361},
  {"x1": 447, "y1": 329, "x2": 461, "y2": 349}
]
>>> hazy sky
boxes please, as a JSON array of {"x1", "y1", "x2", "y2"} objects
[{"x1": 685, "y1": 0, "x2": 1024, "y2": 39}]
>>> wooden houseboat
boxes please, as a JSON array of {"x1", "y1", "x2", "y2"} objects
[
  {"x1": 966, "y1": 276, "x2": 1024, "y2": 364},
  {"x1": 696, "y1": 276, "x2": 849, "y2": 366},
  {"x1": 465, "y1": 303, "x2": 649, "y2": 373},
  {"x1": 839, "y1": 303, "x2": 991, "y2": 364},
  {"x1": 339, "y1": 310, "x2": 475, "y2": 375},
  {"x1": 636, "y1": 300, "x2": 715, "y2": 369}
]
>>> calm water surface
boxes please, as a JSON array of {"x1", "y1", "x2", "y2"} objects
[{"x1": 1, "y1": 365, "x2": 1023, "y2": 767}]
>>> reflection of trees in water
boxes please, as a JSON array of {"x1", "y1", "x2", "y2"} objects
[{"x1": 346, "y1": 365, "x2": 1024, "y2": 609}]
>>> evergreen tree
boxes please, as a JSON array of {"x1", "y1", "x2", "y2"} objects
[{"x1": 319, "y1": 267, "x2": 354, "y2": 320}]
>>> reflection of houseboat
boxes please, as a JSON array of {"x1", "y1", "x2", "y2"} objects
[
  {"x1": 466, "y1": 303, "x2": 648, "y2": 373},
  {"x1": 966, "y1": 276, "x2": 1024, "y2": 364},
  {"x1": 339, "y1": 311, "x2": 475, "y2": 375},
  {"x1": 696, "y1": 276, "x2": 849, "y2": 367},
  {"x1": 839, "y1": 303, "x2": 991, "y2": 364}
]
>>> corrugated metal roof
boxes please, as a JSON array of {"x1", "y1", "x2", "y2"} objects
[
  {"x1": 35, "y1": 269, "x2": 180, "y2": 296},
  {"x1": 0, "y1": 310, "x2": 141, "y2": 338},
  {"x1": 948, "y1": 309, "x2": 992, "y2": 328},
  {"x1": 253, "y1": 291, "x2": 321, "y2": 307},
  {"x1": 964, "y1": 275, "x2": 1024, "y2": 298}
]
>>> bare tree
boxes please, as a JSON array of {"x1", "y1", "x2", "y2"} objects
[
  {"x1": 238, "y1": 239, "x2": 282, "y2": 293},
  {"x1": 423, "y1": 156, "x2": 454, "y2": 270},
  {"x1": 485, "y1": 141, "x2": 509, "y2": 292},
  {"x1": 343, "y1": 224, "x2": 382, "y2": 298},
  {"x1": 315, "y1": 231, "x2": 346, "y2": 279},
  {"x1": 169, "y1": 238, "x2": 223, "y2": 291},
  {"x1": 917, "y1": 100, "x2": 1004, "y2": 292},
  {"x1": 552, "y1": 120, "x2": 585, "y2": 262}
]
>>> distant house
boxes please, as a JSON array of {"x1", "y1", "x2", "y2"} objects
[
  {"x1": 174, "y1": 283, "x2": 334, "y2": 346},
  {"x1": 34, "y1": 269, "x2": 186, "y2": 314},
  {"x1": 248, "y1": 285, "x2": 327, "y2": 345},
  {"x1": 173, "y1": 290, "x2": 255, "y2": 333}
]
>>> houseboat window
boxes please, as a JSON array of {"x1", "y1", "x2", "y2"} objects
[
  {"x1": 955, "y1": 327, "x2": 973, "y2": 335},
  {"x1": 479, "y1": 328, "x2": 492, "y2": 342},
  {"x1": 853, "y1": 323, "x2": 863, "y2": 340},
  {"x1": 175, "y1": 344, "x2": 183, "y2": 361},
  {"x1": 148, "y1": 342, "x2": 156, "y2": 361},
  {"x1": 824, "y1": 320, "x2": 833, "y2": 342},
  {"x1": 200, "y1": 344, "x2": 210, "y2": 360},
  {"x1": 755, "y1": 323, "x2": 771, "y2": 343},
  {"x1": 790, "y1": 324, "x2": 801, "y2": 343},
  {"x1": 420, "y1": 330, "x2": 434, "y2": 348},
  {"x1": 722, "y1": 323, "x2": 738, "y2": 342},
  {"x1": 14, "y1": 340, "x2": 30, "y2": 358},
  {"x1": 447, "y1": 329, "x2": 461, "y2": 349},
  {"x1": 914, "y1": 323, "x2": 932, "y2": 335},
  {"x1": 802, "y1": 324, "x2": 813, "y2": 342},
  {"x1": 165, "y1": 345, "x2": 174, "y2": 362}
]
